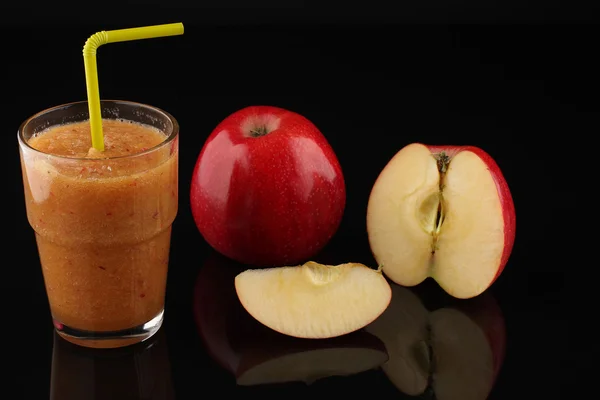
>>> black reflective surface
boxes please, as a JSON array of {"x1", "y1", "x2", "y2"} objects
[
  {"x1": 5, "y1": 15, "x2": 590, "y2": 400},
  {"x1": 50, "y1": 329, "x2": 174, "y2": 399}
]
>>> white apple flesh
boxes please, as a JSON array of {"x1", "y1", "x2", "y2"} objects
[
  {"x1": 367, "y1": 143, "x2": 516, "y2": 299},
  {"x1": 235, "y1": 262, "x2": 392, "y2": 339}
]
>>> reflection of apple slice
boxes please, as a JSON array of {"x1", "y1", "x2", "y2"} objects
[
  {"x1": 235, "y1": 261, "x2": 392, "y2": 339},
  {"x1": 234, "y1": 328, "x2": 388, "y2": 386},
  {"x1": 193, "y1": 252, "x2": 389, "y2": 386},
  {"x1": 367, "y1": 283, "x2": 506, "y2": 400}
]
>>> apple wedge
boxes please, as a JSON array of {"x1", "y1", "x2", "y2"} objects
[
  {"x1": 193, "y1": 253, "x2": 389, "y2": 386},
  {"x1": 234, "y1": 261, "x2": 392, "y2": 339},
  {"x1": 366, "y1": 283, "x2": 506, "y2": 400},
  {"x1": 367, "y1": 143, "x2": 516, "y2": 299}
]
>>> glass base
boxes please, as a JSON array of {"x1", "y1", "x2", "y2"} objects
[{"x1": 54, "y1": 310, "x2": 164, "y2": 349}]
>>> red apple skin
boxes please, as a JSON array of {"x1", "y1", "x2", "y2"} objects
[
  {"x1": 425, "y1": 144, "x2": 516, "y2": 284},
  {"x1": 190, "y1": 105, "x2": 346, "y2": 267}
]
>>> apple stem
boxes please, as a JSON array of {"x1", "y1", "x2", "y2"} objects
[
  {"x1": 433, "y1": 151, "x2": 451, "y2": 174},
  {"x1": 249, "y1": 126, "x2": 269, "y2": 137}
]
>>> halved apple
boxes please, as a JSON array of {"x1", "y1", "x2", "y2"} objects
[
  {"x1": 367, "y1": 143, "x2": 516, "y2": 299},
  {"x1": 234, "y1": 261, "x2": 392, "y2": 339},
  {"x1": 193, "y1": 253, "x2": 389, "y2": 386},
  {"x1": 366, "y1": 282, "x2": 506, "y2": 400}
]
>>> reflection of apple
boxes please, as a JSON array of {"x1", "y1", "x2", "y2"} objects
[
  {"x1": 193, "y1": 252, "x2": 389, "y2": 386},
  {"x1": 235, "y1": 261, "x2": 392, "y2": 339},
  {"x1": 367, "y1": 143, "x2": 516, "y2": 299},
  {"x1": 50, "y1": 328, "x2": 174, "y2": 400},
  {"x1": 190, "y1": 105, "x2": 346, "y2": 267},
  {"x1": 192, "y1": 252, "x2": 242, "y2": 373},
  {"x1": 366, "y1": 281, "x2": 506, "y2": 400}
]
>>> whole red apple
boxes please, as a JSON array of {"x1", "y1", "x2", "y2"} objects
[{"x1": 190, "y1": 105, "x2": 346, "y2": 266}]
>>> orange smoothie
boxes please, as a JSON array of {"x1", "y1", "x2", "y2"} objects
[{"x1": 21, "y1": 119, "x2": 178, "y2": 335}]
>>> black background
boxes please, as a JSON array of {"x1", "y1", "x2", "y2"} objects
[{"x1": 3, "y1": 1, "x2": 595, "y2": 399}]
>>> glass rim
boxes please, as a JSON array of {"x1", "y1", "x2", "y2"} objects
[{"x1": 17, "y1": 99, "x2": 179, "y2": 162}]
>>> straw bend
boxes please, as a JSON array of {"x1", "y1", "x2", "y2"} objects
[{"x1": 83, "y1": 31, "x2": 110, "y2": 56}]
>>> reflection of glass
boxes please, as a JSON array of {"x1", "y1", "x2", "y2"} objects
[
  {"x1": 50, "y1": 327, "x2": 174, "y2": 400},
  {"x1": 193, "y1": 251, "x2": 389, "y2": 386},
  {"x1": 366, "y1": 281, "x2": 506, "y2": 400},
  {"x1": 18, "y1": 100, "x2": 179, "y2": 348}
]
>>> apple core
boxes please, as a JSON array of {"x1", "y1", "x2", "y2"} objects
[
  {"x1": 303, "y1": 261, "x2": 344, "y2": 285},
  {"x1": 421, "y1": 151, "x2": 451, "y2": 255},
  {"x1": 418, "y1": 192, "x2": 443, "y2": 238}
]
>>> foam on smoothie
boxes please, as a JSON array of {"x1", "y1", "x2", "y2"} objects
[{"x1": 29, "y1": 119, "x2": 166, "y2": 158}]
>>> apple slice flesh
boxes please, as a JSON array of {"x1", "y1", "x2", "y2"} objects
[
  {"x1": 235, "y1": 262, "x2": 392, "y2": 339},
  {"x1": 367, "y1": 143, "x2": 511, "y2": 298}
]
